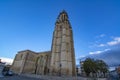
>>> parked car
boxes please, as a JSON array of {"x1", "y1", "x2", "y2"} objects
[
  {"x1": 2, "y1": 65, "x2": 13, "y2": 76},
  {"x1": 2, "y1": 70, "x2": 13, "y2": 76}
]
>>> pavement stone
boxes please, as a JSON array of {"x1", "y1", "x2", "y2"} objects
[
  {"x1": 0, "y1": 75, "x2": 43, "y2": 80},
  {"x1": 0, "y1": 74, "x2": 108, "y2": 80}
]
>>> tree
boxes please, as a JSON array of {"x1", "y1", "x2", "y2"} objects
[
  {"x1": 82, "y1": 58, "x2": 108, "y2": 77},
  {"x1": 95, "y1": 60, "x2": 108, "y2": 77},
  {"x1": 83, "y1": 58, "x2": 97, "y2": 76}
]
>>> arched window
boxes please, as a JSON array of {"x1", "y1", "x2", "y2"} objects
[{"x1": 40, "y1": 56, "x2": 43, "y2": 66}]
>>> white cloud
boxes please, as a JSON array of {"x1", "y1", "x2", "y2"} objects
[
  {"x1": 96, "y1": 34, "x2": 106, "y2": 38},
  {"x1": 104, "y1": 48, "x2": 110, "y2": 51},
  {"x1": 0, "y1": 57, "x2": 13, "y2": 65},
  {"x1": 100, "y1": 34, "x2": 106, "y2": 37},
  {"x1": 98, "y1": 44, "x2": 106, "y2": 47},
  {"x1": 97, "y1": 37, "x2": 120, "y2": 47},
  {"x1": 89, "y1": 51, "x2": 103, "y2": 55},
  {"x1": 89, "y1": 49, "x2": 110, "y2": 55},
  {"x1": 79, "y1": 55, "x2": 85, "y2": 58},
  {"x1": 107, "y1": 37, "x2": 120, "y2": 46},
  {"x1": 90, "y1": 34, "x2": 106, "y2": 48}
]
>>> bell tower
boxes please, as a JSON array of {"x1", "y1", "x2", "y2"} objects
[{"x1": 50, "y1": 10, "x2": 76, "y2": 76}]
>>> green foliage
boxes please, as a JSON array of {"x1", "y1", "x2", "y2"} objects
[
  {"x1": 82, "y1": 58, "x2": 108, "y2": 76},
  {"x1": 95, "y1": 60, "x2": 108, "y2": 73}
]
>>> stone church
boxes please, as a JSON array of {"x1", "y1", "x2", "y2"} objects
[{"x1": 11, "y1": 10, "x2": 76, "y2": 76}]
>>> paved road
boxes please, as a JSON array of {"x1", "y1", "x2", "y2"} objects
[{"x1": 0, "y1": 75, "x2": 43, "y2": 80}]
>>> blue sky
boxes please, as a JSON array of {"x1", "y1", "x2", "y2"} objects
[{"x1": 0, "y1": 0, "x2": 120, "y2": 64}]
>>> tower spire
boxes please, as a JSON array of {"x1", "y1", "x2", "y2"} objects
[{"x1": 56, "y1": 10, "x2": 69, "y2": 23}]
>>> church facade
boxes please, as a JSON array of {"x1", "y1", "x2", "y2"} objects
[{"x1": 11, "y1": 11, "x2": 76, "y2": 76}]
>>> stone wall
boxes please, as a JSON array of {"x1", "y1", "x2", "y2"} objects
[
  {"x1": 11, "y1": 50, "x2": 51, "y2": 75},
  {"x1": 50, "y1": 11, "x2": 76, "y2": 76},
  {"x1": 11, "y1": 50, "x2": 37, "y2": 74},
  {"x1": 22, "y1": 51, "x2": 37, "y2": 74},
  {"x1": 35, "y1": 51, "x2": 51, "y2": 75}
]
